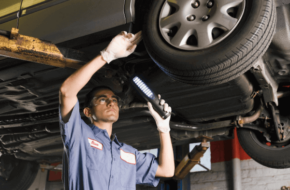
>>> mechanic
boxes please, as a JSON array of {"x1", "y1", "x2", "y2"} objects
[{"x1": 59, "y1": 31, "x2": 175, "y2": 190}]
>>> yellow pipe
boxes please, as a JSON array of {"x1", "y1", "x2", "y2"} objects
[{"x1": 174, "y1": 141, "x2": 209, "y2": 180}]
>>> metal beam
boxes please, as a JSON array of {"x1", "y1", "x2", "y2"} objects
[
  {"x1": 232, "y1": 158, "x2": 242, "y2": 190},
  {"x1": 174, "y1": 138, "x2": 210, "y2": 180},
  {"x1": 0, "y1": 28, "x2": 95, "y2": 69}
]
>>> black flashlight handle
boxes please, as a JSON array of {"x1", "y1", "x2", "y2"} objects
[
  {"x1": 148, "y1": 93, "x2": 171, "y2": 119},
  {"x1": 131, "y1": 80, "x2": 171, "y2": 119}
]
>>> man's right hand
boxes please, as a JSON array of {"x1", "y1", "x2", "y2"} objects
[
  {"x1": 101, "y1": 31, "x2": 142, "y2": 63},
  {"x1": 60, "y1": 31, "x2": 142, "y2": 122}
]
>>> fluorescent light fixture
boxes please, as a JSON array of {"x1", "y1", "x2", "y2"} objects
[{"x1": 132, "y1": 76, "x2": 154, "y2": 99}]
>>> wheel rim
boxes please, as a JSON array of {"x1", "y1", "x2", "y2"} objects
[{"x1": 158, "y1": 0, "x2": 246, "y2": 50}]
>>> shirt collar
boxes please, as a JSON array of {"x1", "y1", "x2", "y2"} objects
[
  {"x1": 89, "y1": 124, "x2": 123, "y2": 147},
  {"x1": 90, "y1": 123, "x2": 102, "y2": 135},
  {"x1": 112, "y1": 134, "x2": 123, "y2": 147}
]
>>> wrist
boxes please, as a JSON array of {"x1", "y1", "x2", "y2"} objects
[
  {"x1": 100, "y1": 50, "x2": 115, "y2": 63},
  {"x1": 100, "y1": 54, "x2": 106, "y2": 63},
  {"x1": 156, "y1": 123, "x2": 170, "y2": 128},
  {"x1": 159, "y1": 131, "x2": 170, "y2": 134},
  {"x1": 157, "y1": 124, "x2": 170, "y2": 133}
]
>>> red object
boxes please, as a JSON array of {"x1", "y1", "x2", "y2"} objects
[
  {"x1": 48, "y1": 162, "x2": 62, "y2": 182},
  {"x1": 210, "y1": 128, "x2": 251, "y2": 163}
]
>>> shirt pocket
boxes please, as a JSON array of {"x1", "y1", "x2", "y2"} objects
[
  {"x1": 120, "y1": 150, "x2": 136, "y2": 188},
  {"x1": 86, "y1": 138, "x2": 105, "y2": 171}
]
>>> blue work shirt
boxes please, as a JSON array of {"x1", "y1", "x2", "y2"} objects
[{"x1": 59, "y1": 100, "x2": 160, "y2": 190}]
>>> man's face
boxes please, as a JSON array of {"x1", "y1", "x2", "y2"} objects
[{"x1": 90, "y1": 89, "x2": 120, "y2": 123}]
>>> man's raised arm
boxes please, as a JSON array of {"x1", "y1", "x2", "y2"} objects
[
  {"x1": 59, "y1": 31, "x2": 142, "y2": 122},
  {"x1": 147, "y1": 96, "x2": 175, "y2": 177}
]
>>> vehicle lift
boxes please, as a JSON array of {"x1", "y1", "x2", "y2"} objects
[{"x1": 158, "y1": 137, "x2": 211, "y2": 190}]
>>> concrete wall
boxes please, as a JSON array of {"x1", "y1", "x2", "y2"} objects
[
  {"x1": 190, "y1": 159, "x2": 290, "y2": 190},
  {"x1": 137, "y1": 159, "x2": 290, "y2": 190}
]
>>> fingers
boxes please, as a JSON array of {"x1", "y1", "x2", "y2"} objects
[
  {"x1": 158, "y1": 95, "x2": 165, "y2": 107},
  {"x1": 130, "y1": 31, "x2": 142, "y2": 44},
  {"x1": 124, "y1": 33, "x2": 134, "y2": 42},
  {"x1": 147, "y1": 102, "x2": 153, "y2": 109},
  {"x1": 119, "y1": 31, "x2": 142, "y2": 48},
  {"x1": 164, "y1": 103, "x2": 168, "y2": 111},
  {"x1": 127, "y1": 33, "x2": 134, "y2": 39},
  {"x1": 106, "y1": 31, "x2": 142, "y2": 61},
  {"x1": 120, "y1": 31, "x2": 127, "y2": 36},
  {"x1": 158, "y1": 94, "x2": 172, "y2": 113},
  {"x1": 119, "y1": 31, "x2": 141, "y2": 41},
  {"x1": 168, "y1": 106, "x2": 172, "y2": 113},
  {"x1": 163, "y1": 103, "x2": 172, "y2": 113},
  {"x1": 147, "y1": 102, "x2": 155, "y2": 114},
  {"x1": 127, "y1": 44, "x2": 137, "y2": 53},
  {"x1": 118, "y1": 31, "x2": 131, "y2": 41}
]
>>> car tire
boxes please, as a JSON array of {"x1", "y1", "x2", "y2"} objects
[
  {"x1": 143, "y1": 0, "x2": 276, "y2": 86},
  {"x1": 237, "y1": 128, "x2": 290, "y2": 168},
  {"x1": 0, "y1": 159, "x2": 39, "y2": 190}
]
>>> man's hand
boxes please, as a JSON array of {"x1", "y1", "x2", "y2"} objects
[
  {"x1": 60, "y1": 31, "x2": 142, "y2": 122},
  {"x1": 147, "y1": 95, "x2": 172, "y2": 133},
  {"x1": 101, "y1": 31, "x2": 142, "y2": 63},
  {"x1": 149, "y1": 95, "x2": 174, "y2": 177}
]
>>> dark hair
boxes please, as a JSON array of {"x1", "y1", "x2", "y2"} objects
[{"x1": 84, "y1": 86, "x2": 114, "y2": 108}]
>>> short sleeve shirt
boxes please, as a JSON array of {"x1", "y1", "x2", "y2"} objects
[{"x1": 59, "y1": 100, "x2": 160, "y2": 190}]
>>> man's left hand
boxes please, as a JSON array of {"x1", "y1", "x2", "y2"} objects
[{"x1": 147, "y1": 95, "x2": 171, "y2": 133}]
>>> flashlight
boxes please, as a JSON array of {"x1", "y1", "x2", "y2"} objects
[{"x1": 131, "y1": 76, "x2": 171, "y2": 119}]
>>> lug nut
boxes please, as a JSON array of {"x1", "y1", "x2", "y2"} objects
[
  {"x1": 207, "y1": 1, "x2": 213, "y2": 8},
  {"x1": 192, "y1": 1, "x2": 200, "y2": 8},
  {"x1": 202, "y1": 15, "x2": 210, "y2": 21},
  {"x1": 167, "y1": 29, "x2": 173, "y2": 35},
  {"x1": 187, "y1": 15, "x2": 196, "y2": 21},
  {"x1": 278, "y1": 69, "x2": 288, "y2": 76}
]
